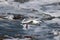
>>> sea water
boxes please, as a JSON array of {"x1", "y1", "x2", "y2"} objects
[{"x1": 0, "y1": 0, "x2": 60, "y2": 40}]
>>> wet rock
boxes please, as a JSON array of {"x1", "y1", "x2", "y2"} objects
[
  {"x1": 42, "y1": 16, "x2": 55, "y2": 20},
  {"x1": 7, "y1": 13, "x2": 26, "y2": 20},
  {"x1": 0, "y1": 16, "x2": 4, "y2": 18},
  {"x1": 39, "y1": 13, "x2": 55, "y2": 20},
  {"x1": 57, "y1": 16, "x2": 60, "y2": 18},
  {"x1": 14, "y1": 0, "x2": 30, "y2": 3},
  {"x1": 5, "y1": 0, "x2": 7, "y2": 1},
  {"x1": 0, "y1": 34, "x2": 8, "y2": 40},
  {"x1": 13, "y1": 14, "x2": 25, "y2": 20},
  {"x1": 24, "y1": 36, "x2": 32, "y2": 38},
  {"x1": 31, "y1": 9, "x2": 38, "y2": 12},
  {"x1": 58, "y1": 2, "x2": 60, "y2": 5}
]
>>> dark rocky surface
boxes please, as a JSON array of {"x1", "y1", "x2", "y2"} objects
[{"x1": 14, "y1": 0, "x2": 30, "y2": 3}]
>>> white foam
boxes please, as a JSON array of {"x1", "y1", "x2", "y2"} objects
[
  {"x1": 3, "y1": 38, "x2": 31, "y2": 40},
  {"x1": 4, "y1": 15, "x2": 14, "y2": 20}
]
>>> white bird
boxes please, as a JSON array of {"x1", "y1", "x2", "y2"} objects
[
  {"x1": 32, "y1": 19, "x2": 41, "y2": 24},
  {"x1": 22, "y1": 18, "x2": 41, "y2": 30},
  {"x1": 22, "y1": 19, "x2": 41, "y2": 25}
]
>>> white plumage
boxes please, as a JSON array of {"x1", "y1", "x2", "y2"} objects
[{"x1": 22, "y1": 19, "x2": 41, "y2": 24}]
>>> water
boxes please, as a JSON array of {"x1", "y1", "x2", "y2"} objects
[
  {"x1": 0, "y1": 0, "x2": 60, "y2": 40},
  {"x1": 0, "y1": 19, "x2": 59, "y2": 40}
]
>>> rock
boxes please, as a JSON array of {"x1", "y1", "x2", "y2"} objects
[
  {"x1": 14, "y1": 0, "x2": 30, "y2": 3},
  {"x1": 24, "y1": 36, "x2": 32, "y2": 38},
  {"x1": 38, "y1": 13, "x2": 55, "y2": 20},
  {"x1": 0, "y1": 16, "x2": 4, "y2": 18},
  {"x1": 31, "y1": 9, "x2": 38, "y2": 12},
  {"x1": 13, "y1": 14, "x2": 25, "y2": 20},
  {"x1": 42, "y1": 16, "x2": 55, "y2": 20},
  {"x1": 6, "y1": 13, "x2": 26, "y2": 20}
]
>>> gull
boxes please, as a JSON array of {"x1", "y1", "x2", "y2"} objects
[
  {"x1": 22, "y1": 18, "x2": 41, "y2": 30},
  {"x1": 22, "y1": 18, "x2": 41, "y2": 24}
]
